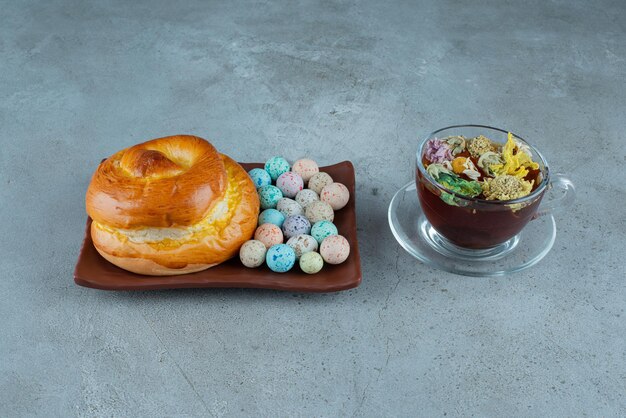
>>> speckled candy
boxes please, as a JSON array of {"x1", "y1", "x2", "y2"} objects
[
  {"x1": 239, "y1": 240, "x2": 267, "y2": 268},
  {"x1": 264, "y1": 156, "x2": 291, "y2": 181},
  {"x1": 276, "y1": 171, "x2": 304, "y2": 198},
  {"x1": 299, "y1": 251, "x2": 324, "y2": 274},
  {"x1": 258, "y1": 208, "x2": 285, "y2": 227},
  {"x1": 258, "y1": 185, "x2": 283, "y2": 209},
  {"x1": 295, "y1": 189, "x2": 319, "y2": 208},
  {"x1": 320, "y1": 182, "x2": 350, "y2": 210},
  {"x1": 276, "y1": 198, "x2": 303, "y2": 217},
  {"x1": 254, "y1": 223, "x2": 284, "y2": 248},
  {"x1": 281, "y1": 215, "x2": 311, "y2": 239},
  {"x1": 266, "y1": 244, "x2": 296, "y2": 273},
  {"x1": 292, "y1": 158, "x2": 319, "y2": 183},
  {"x1": 304, "y1": 200, "x2": 334, "y2": 223},
  {"x1": 320, "y1": 235, "x2": 350, "y2": 265},
  {"x1": 248, "y1": 168, "x2": 272, "y2": 188},
  {"x1": 286, "y1": 234, "x2": 318, "y2": 258},
  {"x1": 308, "y1": 172, "x2": 333, "y2": 195},
  {"x1": 310, "y1": 220, "x2": 338, "y2": 244}
]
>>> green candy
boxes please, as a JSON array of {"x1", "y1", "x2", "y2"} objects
[
  {"x1": 310, "y1": 220, "x2": 338, "y2": 244},
  {"x1": 264, "y1": 156, "x2": 291, "y2": 181},
  {"x1": 258, "y1": 185, "x2": 283, "y2": 209}
]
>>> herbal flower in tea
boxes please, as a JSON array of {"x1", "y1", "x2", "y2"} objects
[{"x1": 422, "y1": 132, "x2": 541, "y2": 204}]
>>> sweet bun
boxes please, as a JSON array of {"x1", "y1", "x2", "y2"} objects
[{"x1": 86, "y1": 135, "x2": 259, "y2": 275}]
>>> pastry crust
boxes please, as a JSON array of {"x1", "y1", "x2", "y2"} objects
[
  {"x1": 86, "y1": 135, "x2": 227, "y2": 229},
  {"x1": 86, "y1": 136, "x2": 259, "y2": 275}
]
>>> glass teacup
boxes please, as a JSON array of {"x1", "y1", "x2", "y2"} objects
[{"x1": 416, "y1": 125, "x2": 575, "y2": 250}]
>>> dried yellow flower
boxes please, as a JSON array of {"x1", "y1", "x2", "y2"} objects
[
  {"x1": 467, "y1": 135, "x2": 494, "y2": 158},
  {"x1": 490, "y1": 132, "x2": 539, "y2": 178},
  {"x1": 482, "y1": 174, "x2": 534, "y2": 201}
]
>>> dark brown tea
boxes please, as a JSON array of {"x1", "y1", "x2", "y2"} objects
[{"x1": 416, "y1": 169, "x2": 544, "y2": 248}]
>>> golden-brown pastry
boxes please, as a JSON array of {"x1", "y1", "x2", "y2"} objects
[{"x1": 86, "y1": 135, "x2": 260, "y2": 275}]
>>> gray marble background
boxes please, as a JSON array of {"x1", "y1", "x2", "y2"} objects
[{"x1": 1, "y1": 0, "x2": 625, "y2": 416}]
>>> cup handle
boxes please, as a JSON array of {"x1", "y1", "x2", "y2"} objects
[{"x1": 534, "y1": 173, "x2": 575, "y2": 218}]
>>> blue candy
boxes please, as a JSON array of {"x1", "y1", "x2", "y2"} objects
[
  {"x1": 258, "y1": 208, "x2": 285, "y2": 227},
  {"x1": 266, "y1": 244, "x2": 296, "y2": 273},
  {"x1": 264, "y1": 156, "x2": 290, "y2": 181},
  {"x1": 248, "y1": 168, "x2": 272, "y2": 188},
  {"x1": 258, "y1": 185, "x2": 283, "y2": 209}
]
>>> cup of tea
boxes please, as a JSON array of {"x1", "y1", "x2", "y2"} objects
[{"x1": 416, "y1": 125, "x2": 575, "y2": 250}]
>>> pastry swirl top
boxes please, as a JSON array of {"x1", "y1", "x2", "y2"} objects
[{"x1": 86, "y1": 135, "x2": 227, "y2": 229}]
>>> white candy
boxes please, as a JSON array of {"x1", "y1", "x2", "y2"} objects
[
  {"x1": 304, "y1": 200, "x2": 334, "y2": 223},
  {"x1": 292, "y1": 158, "x2": 320, "y2": 183},
  {"x1": 239, "y1": 240, "x2": 267, "y2": 268},
  {"x1": 320, "y1": 182, "x2": 350, "y2": 210},
  {"x1": 286, "y1": 234, "x2": 318, "y2": 259},
  {"x1": 308, "y1": 172, "x2": 333, "y2": 195},
  {"x1": 295, "y1": 189, "x2": 319, "y2": 209},
  {"x1": 276, "y1": 198, "x2": 304, "y2": 217}
]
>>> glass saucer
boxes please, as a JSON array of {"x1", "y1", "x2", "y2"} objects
[{"x1": 388, "y1": 181, "x2": 556, "y2": 277}]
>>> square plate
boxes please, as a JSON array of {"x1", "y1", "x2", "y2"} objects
[{"x1": 74, "y1": 161, "x2": 361, "y2": 292}]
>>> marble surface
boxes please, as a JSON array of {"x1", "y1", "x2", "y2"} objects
[{"x1": 1, "y1": 0, "x2": 625, "y2": 416}]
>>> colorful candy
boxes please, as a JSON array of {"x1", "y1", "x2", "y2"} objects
[
  {"x1": 276, "y1": 198, "x2": 304, "y2": 217},
  {"x1": 248, "y1": 168, "x2": 272, "y2": 188},
  {"x1": 254, "y1": 223, "x2": 284, "y2": 248},
  {"x1": 276, "y1": 171, "x2": 304, "y2": 198},
  {"x1": 242, "y1": 156, "x2": 353, "y2": 274},
  {"x1": 308, "y1": 172, "x2": 333, "y2": 195},
  {"x1": 299, "y1": 251, "x2": 324, "y2": 274},
  {"x1": 266, "y1": 244, "x2": 296, "y2": 273},
  {"x1": 291, "y1": 158, "x2": 319, "y2": 183},
  {"x1": 304, "y1": 200, "x2": 334, "y2": 224},
  {"x1": 264, "y1": 156, "x2": 290, "y2": 181},
  {"x1": 282, "y1": 215, "x2": 312, "y2": 239},
  {"x1": 258, "y1": 208, "x2": 285, "y2": 227},
  {"x1": 320, "y1": 182, "x2": 350, "y2": 210},
  {"x1": 286, "y1": 234, "x2": 318, "y2": 258},
  {"x1": 258, "y1": 185, "x2": 283, "y2": 209},
  {"x1": 310, "y1": 220, "x2": 338, "y2": 244},
  {"x1": 320, "y1": 235, "x2": 350, "y2": 265},
  {"x1": 239, "y1": 240, "x2": 267, "y2": 268},
  {"x1": 295, "y1": 189, "x2": 319, "y2": 208}
]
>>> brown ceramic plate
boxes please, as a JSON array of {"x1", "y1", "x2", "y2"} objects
[{"x1": 74, "y1": 161, "x2": 361, "y2": 292}]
